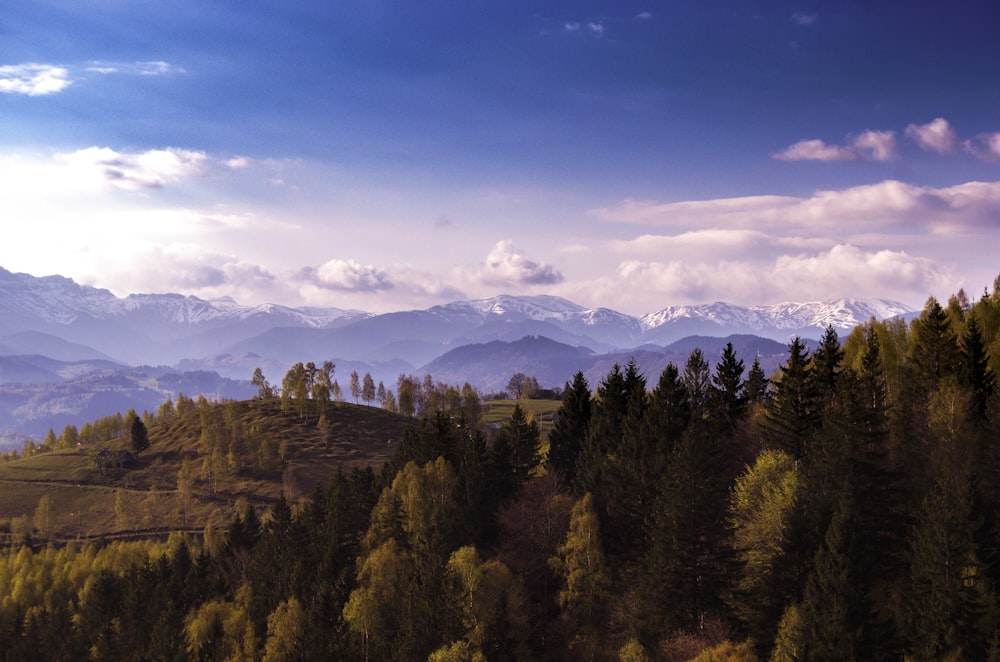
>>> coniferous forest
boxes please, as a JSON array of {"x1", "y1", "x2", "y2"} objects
[{"x1": 3, "y1": 279, "x2": 1000, "y2": 661}]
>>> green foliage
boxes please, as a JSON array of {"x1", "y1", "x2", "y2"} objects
[
  {"x1": 729, "y1": 450, "x2": 799, "y2": 646},
  {"x1": 551, "y1": 493, "x2": 611, "y2": 640},
  {"x1": 5, "y1": 277, "x2": 1000, "y2": 660}
]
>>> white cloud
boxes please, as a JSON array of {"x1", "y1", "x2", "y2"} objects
[
  {"x1": 636, "y1": 12, "x2": 653, "y2": 20},
  {"x1": 53, "y1": 146, "x2": 207, "y2": 190},
  {"x1": 906, "y1": 117, "x2": 958, "y2": 153},
  {"x1": 964, "y1": 132, "x2": 1000, "y2": 161},
  {"x1": 135, "y1": 61, "x2": 183, "y2": 75},
  {"x1": 792, "y1": 13, "x2": 818, "y2": 25},
  {"x1": 773, "y1": 130, "x2": 896, "y2": 161},
  {"x1": 304, "y1": 259, "x2": 394, "y2": 292},
  {"x1": 773, "y1": 139, "x2": 856, "y2": 161},
  {"x1": 77, "y1": 244, "x2": 277, "y2": 299},
  {"x1": 611, "y1": 244, "x2": 951, "y2": 306},
  {"x1": 564, "y1": 21, "x2": 603, "y2": 36},
  {"x1": 611, "y1": 230, "x2": 831, "y2": 261},
  {"x1": 483, "y1": 240, "x2": 563, "y2": 286},
  {"x1": 86, "y1": 60, "x2": 184, "y2": 76},
  {"x1": 0, "y1": 63, "x2": 72, "y2": 96},
  {"x1": 590, "y1": 179, "x2": 1000, "y2": 234},
  {"x1": 225, "y1": 156, "x2": 253, "y2": 169},
  {"x1": 852, "y1": 130, "x2": 896, "y2": 161}
]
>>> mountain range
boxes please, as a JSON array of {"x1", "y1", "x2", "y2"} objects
[{"x1": 0, "y1": 266, "x2": 915, "y2": 442}]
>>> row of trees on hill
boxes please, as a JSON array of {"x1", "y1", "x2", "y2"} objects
[
  {"x1": 2, "y1": 277, "x2": 1000, "y2": 660},
  {"x1": 257, "y1": 362, "x2": 487, "y2": 423}
]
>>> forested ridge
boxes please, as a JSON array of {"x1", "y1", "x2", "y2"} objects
[{"x1": 3, "y1": 279, "x2": 1000, "y2": 661}]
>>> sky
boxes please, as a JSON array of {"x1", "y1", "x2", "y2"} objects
[{"x1": 2, "y1": 1, "x2": 999, "y2": 316}]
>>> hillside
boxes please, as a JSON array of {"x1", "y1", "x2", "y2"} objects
[{"x1": 0, "y1": 398, "x2": 413, "y2": 542}]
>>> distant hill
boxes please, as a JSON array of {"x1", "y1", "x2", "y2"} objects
[
  {"x1": 0, "y1": 361, "x2": 254, "y2": 444},
  {"x1": 1, "y1": 266, "x2": 912, "y2": 373},
  {"x1": 0, "y1": 265, "x2": 913, "y2": 441},
  {"x1": 420, "y1": 333, "x2": 804, "y2": 395}
]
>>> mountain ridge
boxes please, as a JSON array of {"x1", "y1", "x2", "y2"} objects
[{"x1": 0, "y1": 266, "x2": 915, "y2": 364}]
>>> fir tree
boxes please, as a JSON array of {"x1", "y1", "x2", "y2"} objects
[
  {"x1": 547, "y1": 371, "x2": 592, "y2": 486},
  {"x1": 762, "y1": 337, "x2": 818, "y2": 460}
]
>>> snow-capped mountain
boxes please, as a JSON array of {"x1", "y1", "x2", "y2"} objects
[
  {"x1": 0, "y1": 267, "x2": 363, "y2": 329},
  {"x1": 0, "y1": 266, "x2": 916, "y2": 371},
  {"x1": 0, "y1": 266, "x2": 923, "y2": 440},
  {"x1": 640, "y1": 298, "x2": 914, "y2": 344}
]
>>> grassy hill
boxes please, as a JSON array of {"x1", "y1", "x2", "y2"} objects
[
  {"x1": 0, "y1": 398, "x2": 414, "y2": 544},
  {"x1": 0, "y1": 397, "x2": 564, "y2": 546}
]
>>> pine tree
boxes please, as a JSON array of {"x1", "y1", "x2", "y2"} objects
[
  {"x1": 710, "y1": 341, "x2": 746, "y2": 430},
  {"x1": 909, "y1": 297, "x2": 962, "y2": 390},
  {"x1": 762, "y1": 337, "x2": 818, "y2": 460},
  {"x1": 575, "y1": 363, "x2": 627, "y2": 496},
  {"x1": 744, "y1": 357, "x2": 769, "y2": 405},
  {"x1": 490, "y1": 403, "x2": 541, "y2": 504},
  {"x1": 547, "y1": 371, "x2": 592, "y2": 486},
  {"x1": 130, "y1": 416, "x2": 149, "y2": 456},
  {"x1": 810, "y1": 325, "x2": 844, "y2": 399},
  {"x1": 799, "y1": 486, "x2": 862, "y2": 661},
  {"x1": 960, "y1": 310, "x2": 995, "y2": 423}
]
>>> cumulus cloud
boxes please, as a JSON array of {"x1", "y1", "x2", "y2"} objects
[
  {"x1": 612, "y1": 244, "x2": 951, "y2": 306},
  {"x1": 0, "y1": 63, "x2": 72, "y2": 96},
  {"x1": 964, "y1": 132, "x2": 1000, "y2": 161},
  {"x1": 792, "y1": 13, "x2": 818, "y2": 25},
  {"x1": 636, "y1": 11, "x2": 653, "y2": 20},
  {"x1": 773, "y1": 130, "x2": 896, "y2": 161},
  {"x1": 302, "y1": 259, "x2": 394, "y2": 292},
  {"x1": 773, "y1": 139, "x2": 856, "y2": 161},
  {"x1": 590, "y1": 179, "x2": 1000, "y2": 234},
  {"x1": 225, "y1": 156, "x2": 253, "y2": 169},
  {"x1": 611, "y1": 230, "x2": 831, "y2": 261},
  {"x1": 53, "y1": 146, "x2": 207, "y2": 190},
  {"x1": 852, "y1": 130, "x2": 896, "y2": 161},
  {"x1": 483, "y1": 240, "x2": 563, "y2": 286},
  {"x1": 83, "y1": 245, "x2": 276, "y2": 298},
  {"x1": 906, "y1": 117, "x2": 958, "y2": 153}
]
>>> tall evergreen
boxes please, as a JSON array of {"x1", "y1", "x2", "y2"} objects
[
  {"x1": 744, "y1": 357, "x2": 769, "y2": 405},
  {"x1": 547, "y1": 371, "x2": 592, "y2": 486},
  {"x1": 960, "y1": 310, "x2": 995, "y2": 423},
  {"x1": 810, "y1": 324, "x2": 844, "y2": 399},
  {"x1": 489, "y1": 403, "x2": 541, "y2": 505},
  {"x1": 762, "y1": 337, "x2": 819, "y2": 460},
  {"x1": 799, "y1": 485, "x2": 863, "y2": 661},
  {"x1": 909, "y1": 296, "x2": 962, "y2": 389},
  {"x1": 710, "y1": 341, "x2": 746, "y2": 430},
  {"x1": 682, "y1": 348, "x2": 712, "y2": 422}
]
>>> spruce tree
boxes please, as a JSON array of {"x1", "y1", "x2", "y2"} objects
[
  {"x1": 744, "y1": 357, "x2": 769, "y2": 405},
  {"x1": 960, "y1": 310, "x2": 995, "y2": 423},
  {"x1": 762, "y1": 337, "x2": 818, "y2": 460},
  {"x1": 489, "y1": 403, "x2": 541, "y2": 504},
  {"x1": 710, "y1": 341, "x2": 746, "y2": 430},
  {"x1": 547, "y1": 371, "x2": 592, "y2": 486},
  {"x1": 810, "y1": 324, "x2": 844, "y2": 399},
  {"x1": 130, "y1": 416, "x2": 149, "y2": 456}
]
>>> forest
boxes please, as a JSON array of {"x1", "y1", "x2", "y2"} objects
[{"x1": 2, "y1": 278, "x2": 1000, "y2": 661}]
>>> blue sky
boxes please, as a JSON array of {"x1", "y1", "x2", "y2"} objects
[{"x1": 2, "y1": 1, "x2": 999, "y2": 315}]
